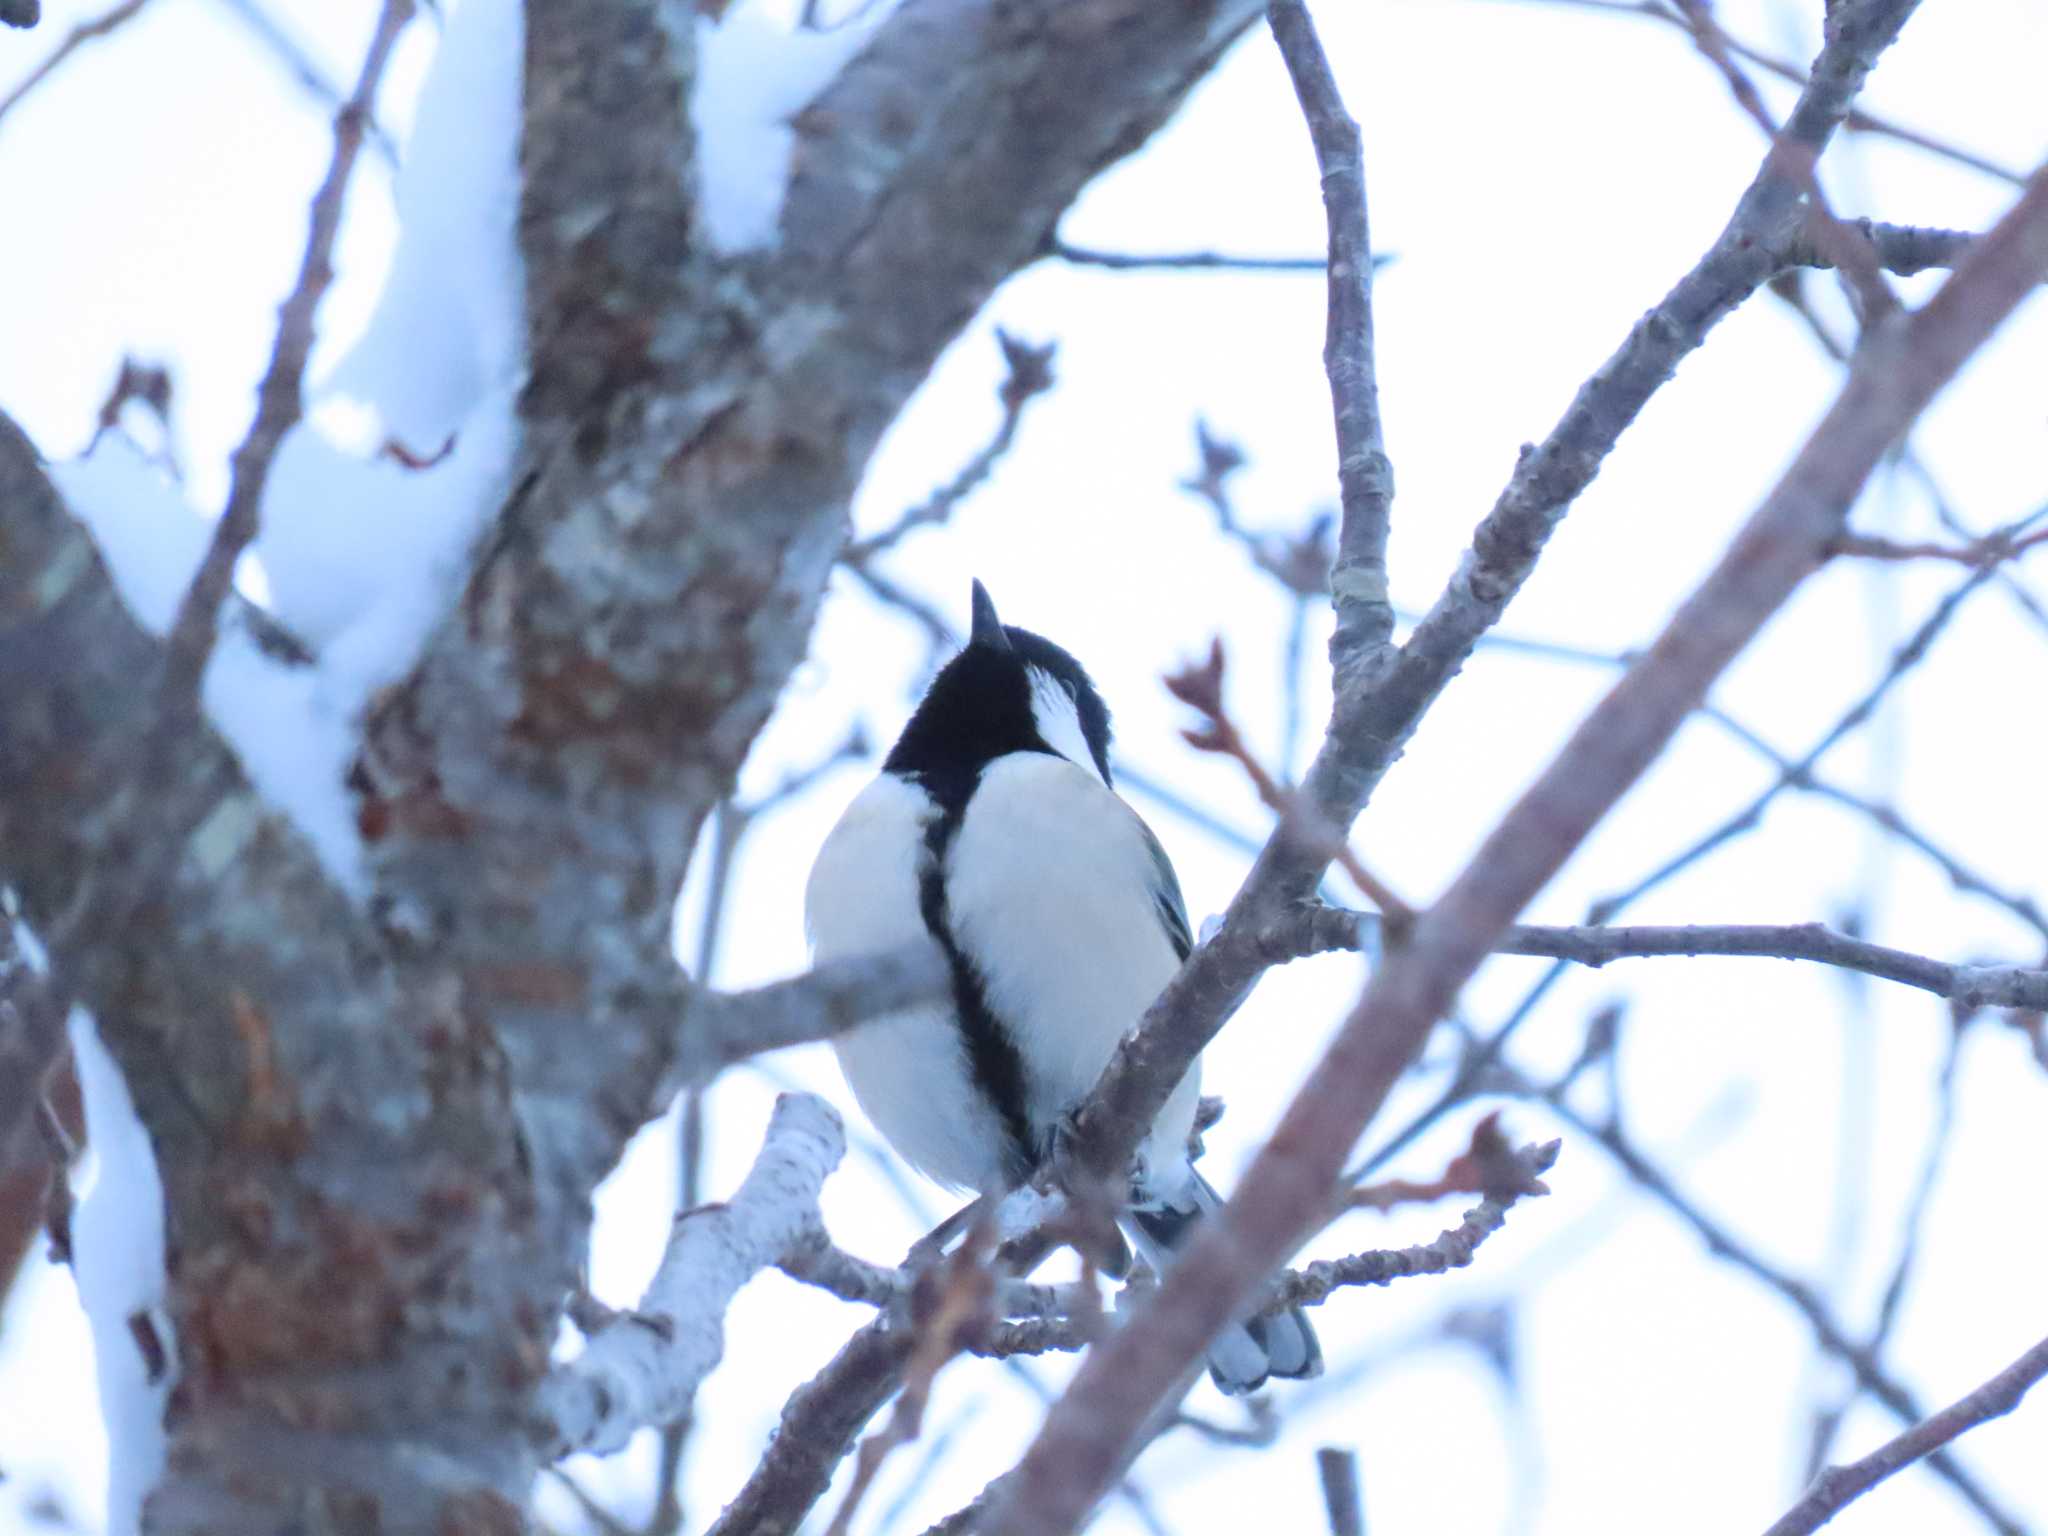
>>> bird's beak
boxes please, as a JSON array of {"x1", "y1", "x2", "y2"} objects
[{"x1": 969, "y1": 580, "x2": 1012, "y2": 652}]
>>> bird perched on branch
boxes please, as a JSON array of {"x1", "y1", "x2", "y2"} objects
[{"x1": 807, "y1": 580, "x2": 1320, "y2": 1394}]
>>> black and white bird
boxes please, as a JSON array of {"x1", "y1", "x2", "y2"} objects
[{"x1": 806, "y1": 581, "x2": 1321, "y2": 1394}]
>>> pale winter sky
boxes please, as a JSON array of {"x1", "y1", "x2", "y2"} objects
[{"x1": 0, "y1": 1, "x2": 2044, "y2": 1533}]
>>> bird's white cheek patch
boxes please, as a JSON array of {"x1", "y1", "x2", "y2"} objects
[{"x1": 1027, "y1": 667, "x2": 1100, "y2": 780}]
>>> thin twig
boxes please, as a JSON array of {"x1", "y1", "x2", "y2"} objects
[
  {"x1": 1586, "y1": 527, "x2": 2044, "y2": 931},
  {"x1": 824, "y1": 1227, "x2": 998, "y2": 1536},
  {"x1": 1810, "y1": 1017, "x2": 1969, "y2": 1474},
  {"x1": 1830, "y1": 525, "x2": 2048, "y2": 565},
  {"x1": 1512, "y1": 1074, "x2": 2024, "y2": 1534},
  {"x1": 208, "y1": 0, "x2": 400, "y2": 166},
  {"x1": 0, "y1": 0, "x2": 151, "y2": 128},
  {"x1": 155, "y1": 0, "x2": 413, "y2": 719},
  {"x1": 1165, "y1": 639, "x2": 1410, "y2": 920},
  {"x1": 1480, "y1": 0, "x2": 2028, "y2": 187},
  {"x1": 1356, "y1": 542, "x2": 2048, "y2": 1184},
  {"x1": 1273, "y1": 1140, "x2": 1557, "y2": 1308},
  {"x1": 991, "y1": 154, "x2": 2048, "y2": 1536},
  {"x1": 843, "y1": 331, "x2": 1055, "y2": 563},
  {"x1": 1763, "y1": 1331, "x2": 2048, "y2": 1536},
  {"x1": 1262, "y1": 907, "x2": 2048, "y2": 1014},
  {"x1": 1670, "y1": 0, "x2": 1897, "y2": 320},
  {"x1": 1063, "y1": 0, "x2": 1933, "y2": 1211},
  {"x1": 1782, "y1": 218, "x2": 1985, "y2": 280},
  {"x1": 1179, "y1": 421, "x2": 1334, "y2": 597},
  {"x1": 1048, "y1": 238, "x2": 1336, "y2": 273}
]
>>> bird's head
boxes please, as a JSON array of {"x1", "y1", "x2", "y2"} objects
[{"x1": 883, "y1": 580, "x2": 1114, "y2": 798}]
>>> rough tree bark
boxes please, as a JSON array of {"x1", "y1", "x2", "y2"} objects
[{"x1": 0, "y1": 0, "x2": 1271, "y2": 1527}]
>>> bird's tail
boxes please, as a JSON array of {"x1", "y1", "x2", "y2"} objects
[{"x1": 1127, "y1": 1169, "x2": 1322, "y2": 1396}]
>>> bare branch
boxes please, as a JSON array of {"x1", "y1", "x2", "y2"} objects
[
  {"x1": 1272, "y1": 1139, "x2": 1558, "y2": 1309},
  {"x1": 1048, "y1": 239, "x2": 1331, "y2": 273},
  {"x1": 1583, "y1": 535, "x2": 2045, "y2": 932},
  {"x1": 705, "y1": 1319, "x2": 914, "y2": 1536},
  {"x1": 1264, "y1": 907, "x2": 2048, "y2": 1014},
  {"x1": 1268, "y1": 0, "x2": 1395, "y2": 683},
  {"x1": 994, "y1": 150, "x2": 2048, "y2": 1536},
  {"x1": 1165, "y1": 640, "x2": 1410, "y2": 921},
  {"x1": 1484, "y1": 0, "x2": 2026, "y2": 186},
  {"x1": 1810, "y1": 1021, "x2": 1969, "y2": 1473},
  {"x1": 155, "y1": 0, "x2": 413, "y2": 720},
  {"x1": 843, "y1": 331, "x2": 1056, "y2": 564},
  {"x1": 1763, "y1": 1332, "x2": 2048, "y2": 1536},
  {"x1": 1829, "y1": 525, "x2": 2048, "y2": 566},
  {"x1": 537, "y1": 1093, "x2": 847, "y2": 1459},
  {"x1": 824, "y1": 1230, "x2": 999, "y2": 1536},
  {"x1": 1518, "y1": 1079, "x2": 2024, "y2": 1532},
  {"x1": 679, "y1": 942, "x2": 949, "y2": 1089},
  {"x1": 1065, "y1": 0, "x2": 1934, "y2": 1204},
  {"x1": 1783, "y1": 218, "x2": 1985, "y2": 279},
  {"x1": 208, "y1": 0, "x2": 400, "y2": 166},
  {"x1": 0, "y1": 0, "x2": 150, "y2": 128},
  {"x1": 1670, "y1": 0, "x2": 1897, "y2": 322}
]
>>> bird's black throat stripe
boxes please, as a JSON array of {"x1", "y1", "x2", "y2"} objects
[{"x1": 916, "y1": 809, "x2": 1037, "y2": 1186}]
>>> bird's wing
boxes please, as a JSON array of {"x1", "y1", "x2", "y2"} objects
[{"x1": 1131, "y1": 810, "x2": 1194, "y2": 962}]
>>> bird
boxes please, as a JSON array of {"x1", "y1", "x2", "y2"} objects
[{"x1": 806, "y1": 579, "x2": 1321, "y2": 1394}]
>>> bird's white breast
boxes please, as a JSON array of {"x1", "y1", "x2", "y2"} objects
[
  {"x1": 945, "y1": 754, "x2": 1199, "y2": 1192},
  {"x1": 806, "y1": 774, "x2": 1013, "y2": 1193}
]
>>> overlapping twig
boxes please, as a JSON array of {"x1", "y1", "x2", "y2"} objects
[
  {"x1": 154, "y1": 0, "x2": 413, "y2": 720},
  {"x1": 1670, "y1": 0, "x2": 1897, "y2": 321},
  {"x1": 1165, "y1": 639, "x2": 1409, "y2": 922},
  {"x1": 1762, "y1": 1330, "x2": 2048, "y2": 1536},
  {"x1": 1508, "y1": 1073, "x2": 2025, "y2": 1533},
  {"x1": 1485, "y1": 0, "x2": 2027, "y2": 187},
  {"x1": 993, "y1": 128, "x2": 2048, "y2": 1536},
  {"x1": 0, "y1": 0, "x2": 151, "y2": 127},
  {"x1": 1063, "y1": 0, "x2": 1936, "y2": 1212},
  {"x1": 210, "y1": 0, "x2": 400, "y2": 165}
]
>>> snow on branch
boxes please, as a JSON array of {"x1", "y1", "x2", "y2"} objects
[{"x1": 537, "y1": 1093, "x2": 849, "y2": 1460}]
